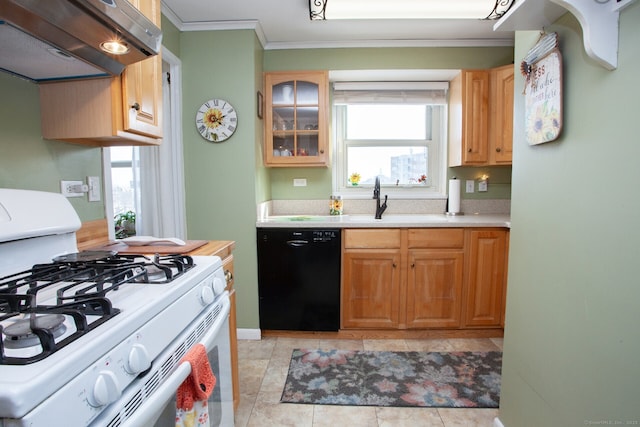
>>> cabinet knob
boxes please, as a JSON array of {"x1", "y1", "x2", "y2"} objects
[
  {"x1": 467, "y1": 148, "x2": 472, "y2": 153},
  {"x1": 225, "y1": 269, "x2": 233, "y2": 283},
  {"x1": 392, "y1": 263, "x2": 397, "y2": 268},
  {"x1": 411, "y1": 263, "x2": 415, "y2": 268},
  {"x1": 496, "y1": 147, "x2": 501, "y2": 152},
  {"x1": 131, "y1": 102, "x2": 140, "y2": 111},
  {"x1": 319, "y1": 149, "x2": 324, "y2": 154}
]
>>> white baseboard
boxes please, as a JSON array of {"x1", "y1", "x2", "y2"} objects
[
  {"x1": 237, "y1": 328, "x2": 261, "y2": 340},
  {"x1": 494, "y1": 417, "x2": 505, "y2": 427}
]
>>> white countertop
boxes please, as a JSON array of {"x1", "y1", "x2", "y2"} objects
[{"x1": 256, "y1": 213, "x2": 510, "y2": 228}]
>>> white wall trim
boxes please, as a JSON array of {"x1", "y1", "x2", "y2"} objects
[
  {"x1": 237, "y1": 329, "x2": 262, "y2": 340},
  {"x1": 494, "y1": 417, "x2": 505, "y2": 427}
]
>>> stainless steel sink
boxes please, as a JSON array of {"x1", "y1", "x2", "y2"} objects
[
  {"x1": 267, "y1": 215, "x2": 345, "y2": 222},
  {"x1": 347, "y1": 214, "x2": 449, "y2": 223}
]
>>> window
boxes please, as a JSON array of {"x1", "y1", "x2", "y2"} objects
[
  {"x1": 110, "y1": 146, "x2": 139, "y2": 216},
  {"x1": 109, "y1": 147, "x2": 140, "y2": 238},
  {"x1": 333, "y1": 81, "x2": 448, "y2": 198}
]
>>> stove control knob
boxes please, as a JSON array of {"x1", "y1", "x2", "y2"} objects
[
  {"x1": 200, "y1": 285, "x2": 215, "y2": 305},
  {"x1": 88, "y1": 371, "x2": 121, "y2": 407},
  {"x1": 125, "y1": 344, "x2": 151, "y2": 374},
  {"x1": 212, "y1": 276, "x2": 226, "y2": 295}
]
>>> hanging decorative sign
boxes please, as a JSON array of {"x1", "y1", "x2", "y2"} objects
[{"x1": 521, "y1": 32, "x2": 563, "y2": 145}]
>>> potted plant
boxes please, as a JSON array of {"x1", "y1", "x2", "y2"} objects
[{"x1": 114, "y1": 210, "x2": 136, "y2": 239}]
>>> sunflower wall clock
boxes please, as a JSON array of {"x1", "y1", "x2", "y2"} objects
[{"x1": 195, "y1": 98, "x2": 238, "y2": 142}]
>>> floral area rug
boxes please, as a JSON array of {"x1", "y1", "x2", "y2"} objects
[{"x1": 280, "y1": 349, "x2": 502, "y2": 408}]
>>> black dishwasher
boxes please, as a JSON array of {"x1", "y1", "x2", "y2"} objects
[{"x1": 257, "y1": 228, "x2": 341, "y2": 331}]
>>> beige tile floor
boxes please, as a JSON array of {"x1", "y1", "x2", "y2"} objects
[{"x1": 234, "y1": 337, "x2": 503, "y2": 427}]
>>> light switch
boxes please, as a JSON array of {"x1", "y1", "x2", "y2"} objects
[
  {"x1": 87, "y1": 176, "x2": 101, "y2": 201},
  {"x1": 465, "y1": 180, "x2": 475, "y2": 193}
]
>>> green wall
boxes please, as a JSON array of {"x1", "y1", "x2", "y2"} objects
[
  {"x1": 499, "y1": 5, "x2": 640, "y2": 426},
  {"x1": 0, "y1": 73, "x2": 105, "y2": 221},
  {"x1": 161, "y1": 15, "x2": 181, "y2": 56},
  {"x1": 180, "y1": 30, "x2": 263, "y2": 329},
  {"x1": 263, "y1": 46, "x2": 514, "y2": 201}
]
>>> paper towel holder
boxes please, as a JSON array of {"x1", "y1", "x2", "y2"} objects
[{"x1": 445, "y1": 177, "x2": 464, "y2": 216}]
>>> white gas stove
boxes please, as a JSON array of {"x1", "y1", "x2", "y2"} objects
[{"x1": 0, "y1": 189, "x2": 232, "y2": 427}]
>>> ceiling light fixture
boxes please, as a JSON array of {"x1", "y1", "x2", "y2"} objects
[{"x1": 309, "y1": 0, "x2": 514, "y2": 21}]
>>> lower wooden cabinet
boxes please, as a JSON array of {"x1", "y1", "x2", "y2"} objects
[
  {"x1": 463, "y1": 229, "x2": 508, "y2": 327},
  {"x1": 342, "y1": 229, "x2": 401, "y2": 328},
  {"x1": 341, "y1": 228, "x2": 508, "y2": 331},
  {"x1": 407, "y1": 249, "x2": 464, "y2": 328},
  {"x1": 342, "y1": 249, "x2": 401, "y2": 328}
]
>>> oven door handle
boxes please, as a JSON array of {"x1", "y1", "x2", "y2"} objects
[{"x1": 119, "y1": 293, "x2": 230, "y2": 427}]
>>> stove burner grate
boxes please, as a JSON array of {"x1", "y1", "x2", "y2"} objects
[{"x1": 0, "y1": 252, "x2": 195, "y2": 365}]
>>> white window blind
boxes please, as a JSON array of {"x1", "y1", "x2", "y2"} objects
[{"x1": 333, "y1": 81, "x2": 448, "y2": 105}]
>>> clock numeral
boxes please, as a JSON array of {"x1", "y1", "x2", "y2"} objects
[{"x1": 228, "y1": 126, "x2": 236, "y2": 133}]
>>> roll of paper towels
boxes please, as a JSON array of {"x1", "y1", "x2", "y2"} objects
[{"x1": 448, "y1": 179, "x2": 461, "y2": 214}]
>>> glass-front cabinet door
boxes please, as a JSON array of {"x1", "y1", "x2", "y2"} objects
[{"x1": 264, "y1": 71, "x2": 328, "y2": 167}]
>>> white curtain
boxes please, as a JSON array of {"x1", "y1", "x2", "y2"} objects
[{"x1": 136, "y1": 57, "x2": 187, "y2": 239}]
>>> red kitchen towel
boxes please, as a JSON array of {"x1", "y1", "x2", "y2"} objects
[{"x1": 176, "y1": 343, "x2": 216, "y2": 411}]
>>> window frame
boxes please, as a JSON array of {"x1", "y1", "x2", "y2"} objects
[{"x1": 332, "y1": 97, "x2": 448, "y2": 200}]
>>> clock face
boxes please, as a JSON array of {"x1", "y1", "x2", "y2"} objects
[{"x1": 195, "y1": 99, "x2": 238, "y2": 142}]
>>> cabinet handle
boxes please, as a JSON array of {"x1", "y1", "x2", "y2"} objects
[
  {"x1": 496, "y1": 147, "x2": 502, "y2": 152},
  {"x1": 131, "y1": 102, "x2": 141, "y2": 111},
  {"x1": 224, "y1": 269, "x2": 233, "y2": 283}
]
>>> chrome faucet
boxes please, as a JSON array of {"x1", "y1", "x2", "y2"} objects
[{"x1": 373, "y1": 176, "x2": 388, "y2": 219}]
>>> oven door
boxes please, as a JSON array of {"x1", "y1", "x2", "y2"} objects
[
  {"x1": 94, "y1": 294, "x2": 233, "y2": 427},
  {"x1": 152, "y1": 316, "x2": 233, "y2": 427}
]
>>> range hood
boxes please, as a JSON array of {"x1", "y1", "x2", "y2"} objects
[{"x1": 0, "y1": 0, "x2": 162, "y2": 82}]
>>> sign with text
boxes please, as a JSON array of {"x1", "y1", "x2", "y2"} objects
[{"x1": 525, "y1": 50, "x2": 563, "y2": 145}]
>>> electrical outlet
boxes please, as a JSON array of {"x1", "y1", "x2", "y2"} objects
[
  {"x1": 478, "y1": 180, "x2": 488, "y2": 192},
  {"x1": 465, "y1": 180, "x2": 475, "y2": 193},
  {"x1": 293, "y1": 178, "x2": 307, "y2": 187},
  {"x1": 87, "y1": 176, "x2": 101, "y2": 201},
  {"x1": 60, "y1": 180, "x2": 85, "y2": 198}
]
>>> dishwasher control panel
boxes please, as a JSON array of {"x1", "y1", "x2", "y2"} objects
[{"x1": 311, "y1": 230, "x2": 338, "y2": 242}]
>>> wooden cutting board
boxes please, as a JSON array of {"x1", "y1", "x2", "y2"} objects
[{"x1": 94, "y1": 240, "x2": 209, "y2": 255}]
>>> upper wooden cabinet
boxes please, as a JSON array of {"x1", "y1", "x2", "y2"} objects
[
  {"x1": 39, "y1": 0, "x2": 162, "y2": 146},
  {"x1": 449, "y1": 65, "x2": 514, "y2": 166},
  {"x1": 448, "y1": 70, "x2": 490, "y2": 166},
  {"x1": 489, "y1": 65, "x2": 514, "y2": 165},
  {"x1": 263, "y1": 71, "x2": 329, "y2": 167}
]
